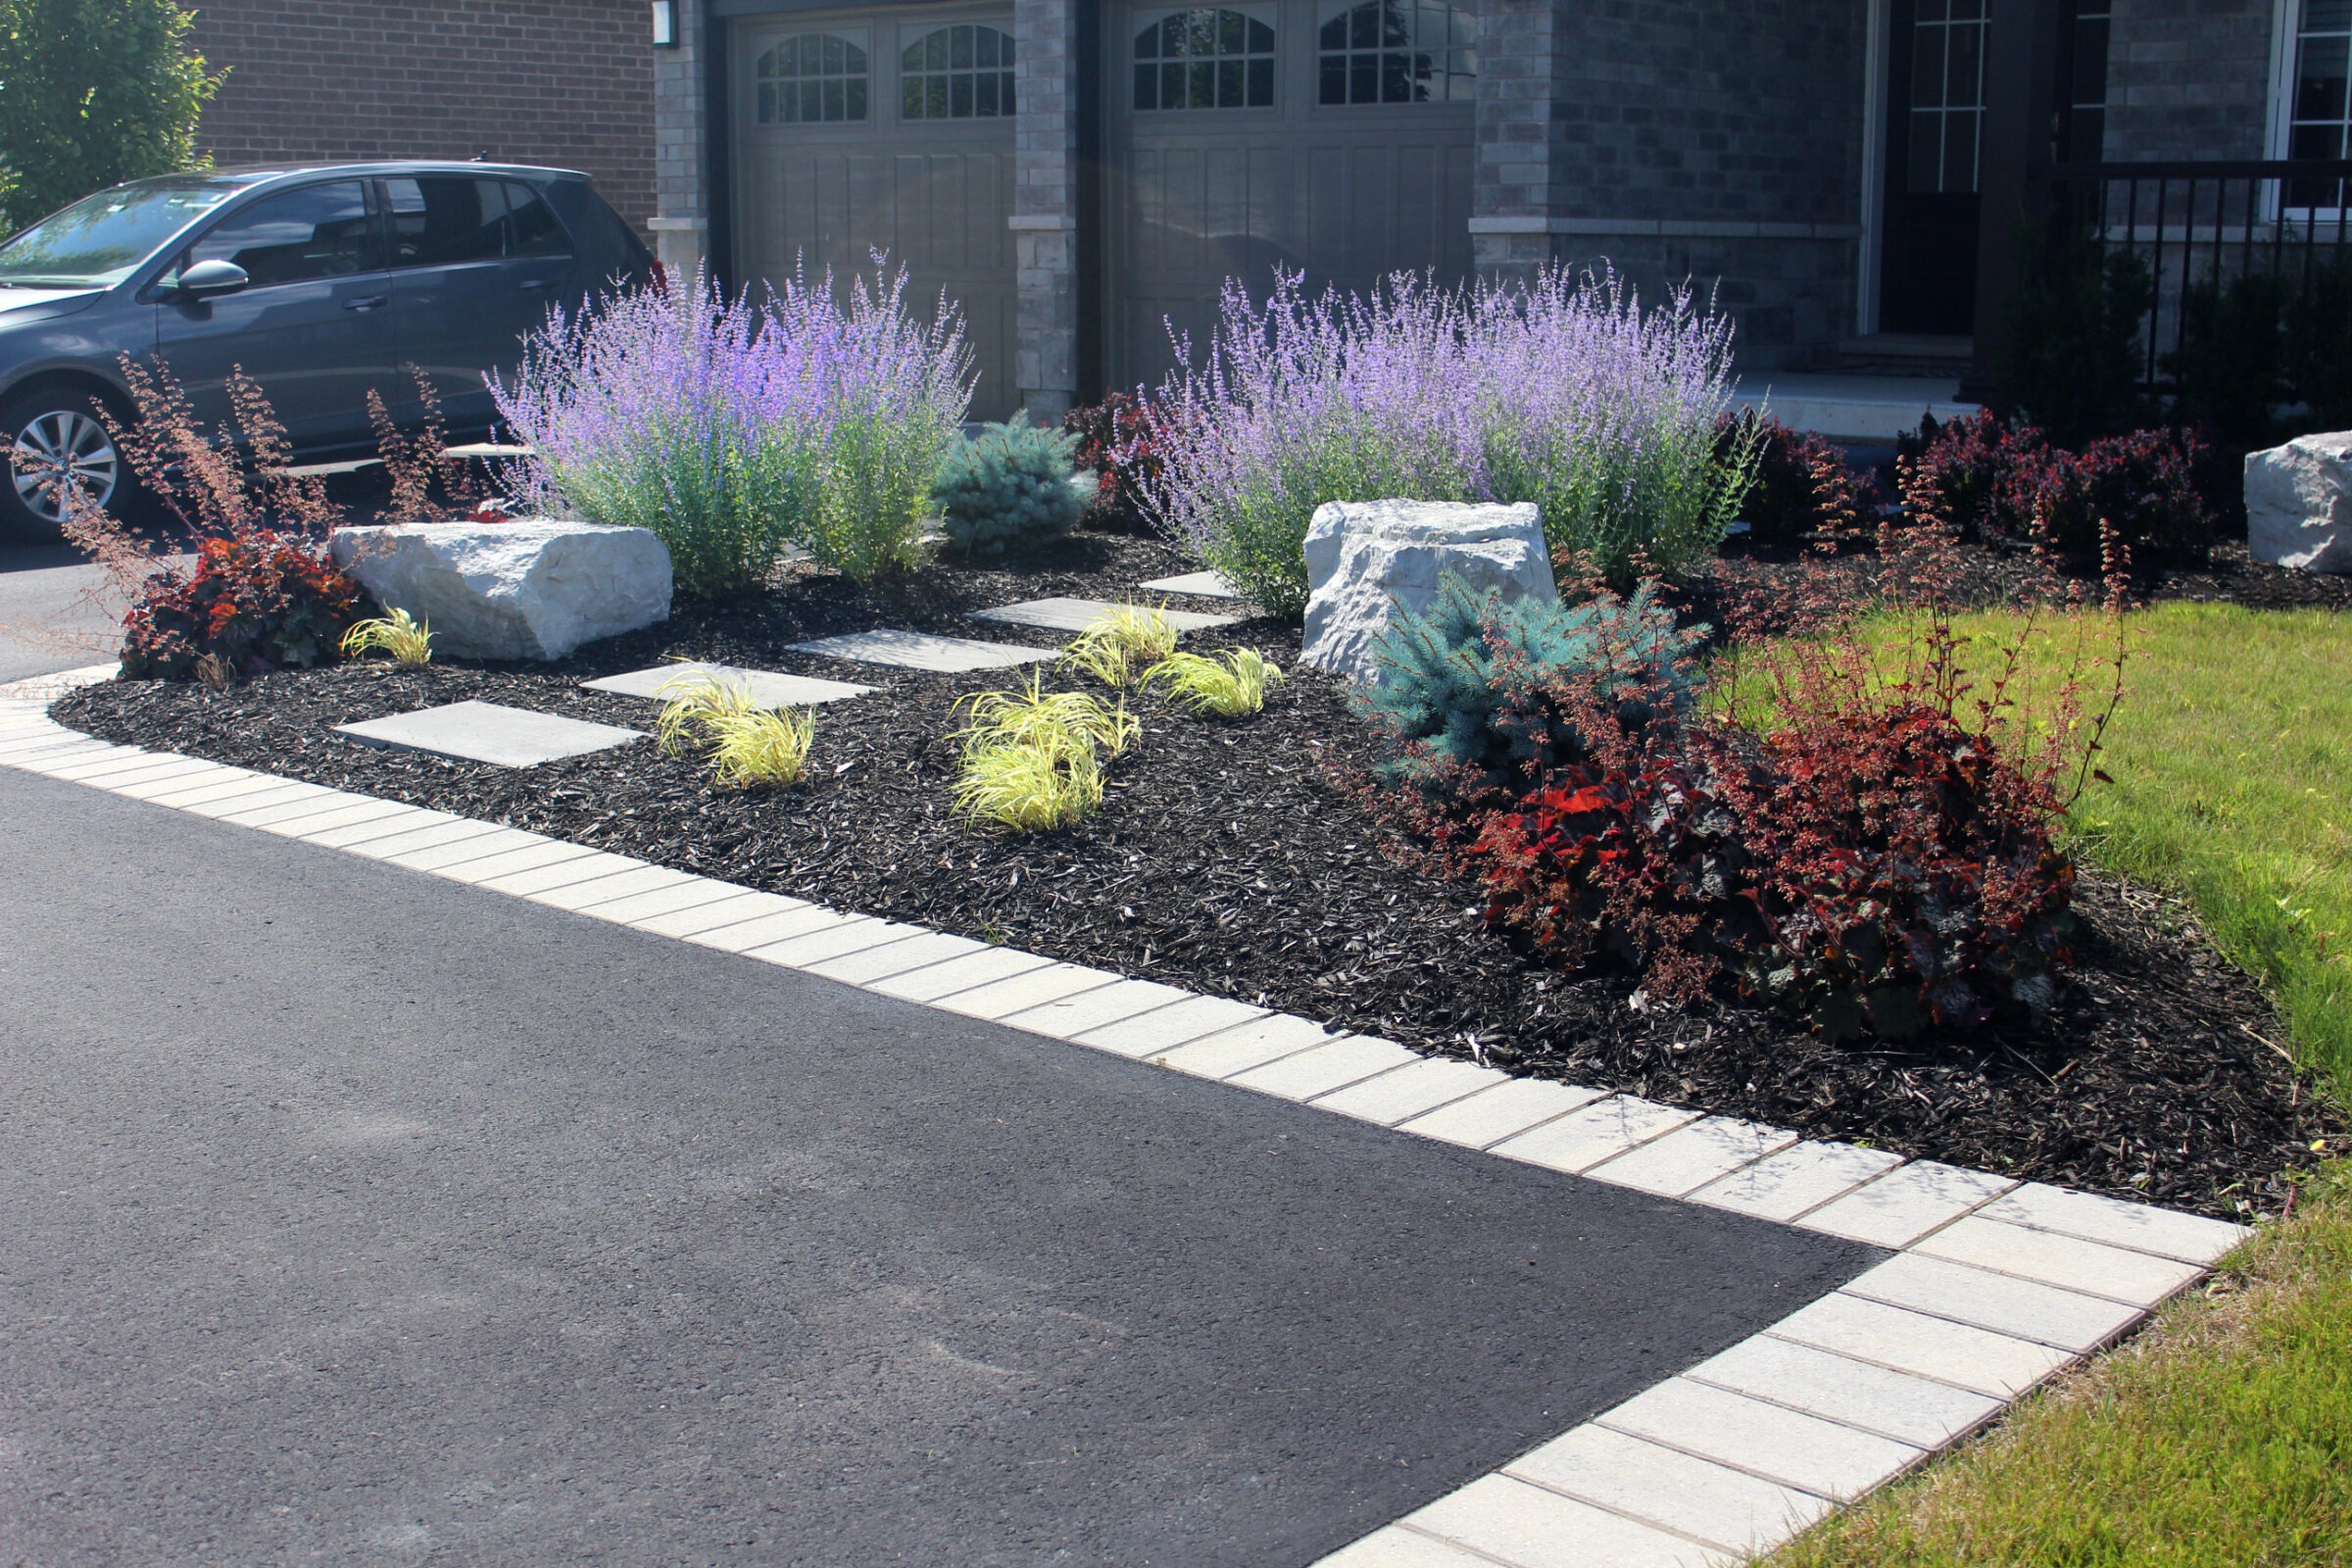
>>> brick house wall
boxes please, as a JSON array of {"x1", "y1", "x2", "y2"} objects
[
  {"x1": 2103, "y1": 0, "x2": 2278, "y2": 161},
  {"x1": 186, "y1": 0, "x2": 659, "y2": 235}
]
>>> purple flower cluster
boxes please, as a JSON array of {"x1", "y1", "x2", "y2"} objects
[
  {"x1": 1138, "y1": 267, "x2": 1754, "y2": 617},
  {"x1": 492, "y1": 265, "x2": 972, "y2": 595}
]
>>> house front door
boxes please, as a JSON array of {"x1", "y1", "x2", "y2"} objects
[{"x1": 1879, "y1": 0, "x2": 1986, "y2": 335}]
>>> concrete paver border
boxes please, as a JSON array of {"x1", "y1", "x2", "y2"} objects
[{"x1": 0, "y1": 697, "x2": 2254, "y2": 1568}]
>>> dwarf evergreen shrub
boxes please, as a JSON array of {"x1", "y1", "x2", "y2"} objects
[
  {"x1": 935, "y1": 413, "x2": 1097, "y2": 558},
  {"x1": 1359, "y1": 573, "x2": 1703, "y2": 799}
]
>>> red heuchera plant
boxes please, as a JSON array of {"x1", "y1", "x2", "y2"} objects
[
  {"x1": 121, "y1": 531, "x2": 359, "y2": 681},
  {"x1": 1377, "y1": 450, "x2": 2130, "y2": 1042},
  {"x1": 1062, "y1": 391, "x2": 1166, "y2": 530}
]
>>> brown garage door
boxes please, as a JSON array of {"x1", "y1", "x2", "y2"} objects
[
  {"x1": 1104, "y1": 0, "x2": 1477, "y2": 394},
  {"x1": 731, "y1": 7, "x2": 1019, "y2": 418}
]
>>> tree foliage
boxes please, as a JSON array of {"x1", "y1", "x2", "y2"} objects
[{"x1": 0, "y1": 0, "x2": 218, "y2": 231}]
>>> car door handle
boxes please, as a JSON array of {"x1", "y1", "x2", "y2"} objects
[
  {"x1": 517, "y1": 277, "x2": 558, "y2": 292},
  {"x1": 343, "y1": 295, "x2": 389, "y2": 313}
]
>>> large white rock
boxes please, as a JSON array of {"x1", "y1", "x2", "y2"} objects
[
  {"x1": 2244, "y1": 432, "x2": 2352, "y2": 573},
  {"x1": 330, "y1": 519, "x2": 672, "y2": 662},
  {"x1": 1300, "y1": 499, "x2": 1555, "y2": 684}
]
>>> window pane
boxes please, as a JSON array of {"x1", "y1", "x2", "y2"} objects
[
  {"x1": 847, "y1": 77, "x2": 867, "y2": 120},
  {"x1": 1910, "y1": 109, "x2": 1944, "y2": 191},
  {"x1": 1249, "y1": 56, "x2": 1273, "y2": 104},
  {"x1": 978, "y1": 72, "x2": 999, "y2": 116},
  {"x1": 200, "y1": 180, "x2": 374, "y2": 283},
  {"x1": 1948, "y1": 22, "x2": 1985, "y2": 109},
  {"x1": 1137, "y1": 63, "x2": 1158, "y2": 107},
  {"x1": 1219, "y1": 7, "x2": 1246, "y2": 52},
  {"x1": 503, "y1": 183, "x2": 568, "y2": 257},
  {"x1": 759, "y1": 82, "x2": 777, "y2": 122},
  {"x1": 976, "y1": 26, "x2": 998, "y2": 67},
  {"x1": 1382, "y1": 51, "x2": 1411, "y2": 101},
  {"x1": 1216, "y1": 57, "x2": 1242, "y2": 104},
  {"x1": 1351, "y1": 52, "x2": 1376, "y2": 102},
  {"x1": 1321, "y1": 13, "x2": 1348, "y2": 48},
  {"x1": 1191, "y1": 59, "x2": 1215, "y2": 104},
  {"x1": 905, "y1": 76, "x2": 924, "y2": 117},
  {"x1": 1321, "y1": 55, "x2": 1347, "y2": 102},
  {"x1": 1248, "y1": 17, "x2": 1274, "y2": 50},
  {"x1": 2296, "y1": 33, "x2": 2350, "y2": 120},
  {"x1": 1912, "y1": 24, "x2": 1946, "y2": 110},
  {"x1": 1945, "y1": 108, "x2": 1981, "y2": 191},
  {"x1": 952, "y1": 24, "x2": 974, "y2": 69},
  {"x1": 1352, "y1": 4, "x2": 1378, "y2": 47},
  {"x1": 824, "y1": 77, "x2": 846, "y2": 120},
  {"x1": 2306, "y1": 0, "x2": 2352, "y2": 29}
]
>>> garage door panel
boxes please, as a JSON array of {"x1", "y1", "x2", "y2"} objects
[
  {"x1": 734, "y1": 8, "x2": 1017, "y2": 419},
  {"x1": 1106, "y1": 0, "x2": 1477, "y2": 392}
]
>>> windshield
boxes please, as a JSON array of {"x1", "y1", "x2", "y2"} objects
[{"x1": 0, "y1": 177, "x2": 254, "y2": 288}]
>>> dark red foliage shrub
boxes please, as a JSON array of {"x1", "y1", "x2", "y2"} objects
[
  {"x1": 1729, "y1": 703, "x2": 2078, "y2": 1039},
  {"x1": 1901, "y1": 409, "x2": 2212, "y2": 563},
  {"x1": 121, "y1": 530, "x2": 360, "y2": 681},
  {"x1": 1716, "y1": 411, "x2": 1880, "y2": 545},
  {"x1": 1062, "y1": 391, "x2": 1165, "y2": 531},
  {"x1": 1998, "y1": 425, "x2": 2212, "y2": 563}
]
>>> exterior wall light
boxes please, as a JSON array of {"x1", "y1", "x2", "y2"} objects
[{"x1": 651, "y1": 0, "x2": 679, "y2": 48}]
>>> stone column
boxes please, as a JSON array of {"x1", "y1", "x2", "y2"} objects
[
  {"x1": 1469, "y1": 0, "x2": 1561, "y2": 285},
  {"x1": 651, "y1": 0, "x2": 710, "y2": 279},
  {"x1": 1012, "y1": 0, "x2": 1081, "y2": 421}
]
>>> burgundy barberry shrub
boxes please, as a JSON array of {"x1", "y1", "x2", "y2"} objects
[
  {"x1": 1899, "y1": 409, "x2": 2040, "y2": 544},
  {"x1": 1999, "y1": 425, "x2": 2212, "y2": 564},
  {"x1": 1061, "y1": 391, "x2": 1165, "y2": 532},
  {"x1": 121, "y1": 530, "x2": 360, "y2": 680}
]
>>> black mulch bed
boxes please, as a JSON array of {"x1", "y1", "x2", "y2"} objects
[{"x1": 56, "y1": 532, "x2": 2340, "y2": 1217}]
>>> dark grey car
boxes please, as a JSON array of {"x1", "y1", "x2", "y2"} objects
[{"x1": 0, "y1": 161, "x2": 653, "y2": 541}]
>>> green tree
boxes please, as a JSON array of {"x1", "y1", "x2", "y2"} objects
[{"x1": 0, "y1": 0, "x2": 218, "y2": 231}]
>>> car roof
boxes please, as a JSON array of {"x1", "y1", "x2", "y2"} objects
[{"x1": 167, "y1": 160, "x2": 594, "y2": 189}]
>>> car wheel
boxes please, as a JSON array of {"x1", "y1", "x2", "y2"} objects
[{"x1": 0, "y1": 387, "x2": 128, "y2": 544}]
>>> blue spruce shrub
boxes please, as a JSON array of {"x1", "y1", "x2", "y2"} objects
[
  {"x1": 934, "y1": 413, "x2": 1098, "y2": 558},
  {"x1": 1359, "y1": 572, "x2": 1704, "y2": 798}
]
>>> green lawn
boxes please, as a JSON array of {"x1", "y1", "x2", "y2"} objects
[{"x1": 1764, "y1": 601, "x2": 2351, "y2": 1566}]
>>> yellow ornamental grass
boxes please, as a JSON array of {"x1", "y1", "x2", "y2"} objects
[
  {"x1": 955, "y1": 670, "x2": 1139, "y2": 758},
  {"x1": 1144, "y1": 647, "x2": 1283, "y2": 718},
  {"x1": 655, "y1": 670, "x2": 815, "y2": 789},
  {"x1": 1061, "y1": 599, "x2": 1180, "y2": 687},
  {"x1": 340, "y1": 607, "x2": 434, "y2": 665},
  {"x1": 954, "y1": 734, "x2": 1104, "y2": 832}
]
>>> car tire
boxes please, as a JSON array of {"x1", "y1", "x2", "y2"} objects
[{"x1": 0, "y1": 383, "x2": 133, "y2": 545}]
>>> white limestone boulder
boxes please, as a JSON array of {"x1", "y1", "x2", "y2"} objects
[
  {"x1": 1300, "y1": 499, "x2": 1555, "y2": 684},
  {"x1": 2244, "y1": 432, "x2": 2352, "y2": 573},
  {"x1": 330, "y1": 519, "x2": 672, "y2": 662}
]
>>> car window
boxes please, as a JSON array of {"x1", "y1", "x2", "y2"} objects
[
  {"x1": 385, "y1": 176, "x2": 571, "y2": 268},
  {"x1": 186, "y1": 181, "x2": 375, "y2": 286},
  {"x1": 0, "y1": 177, "x2": 251, "y2": 288}
]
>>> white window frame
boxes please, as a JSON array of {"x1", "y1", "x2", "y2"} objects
[{"x1": 2266, "y1": 0, "x2": 2351, "y2": 221}]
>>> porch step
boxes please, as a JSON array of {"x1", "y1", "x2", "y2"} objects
[{"x1": 1815, "y1": 334, "x2": 1976, "y2": 378}]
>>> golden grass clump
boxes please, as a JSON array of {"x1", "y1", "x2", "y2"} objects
[
  {"x1": 1061, "y1": 599, "x2": 1180, "y2": 687},
  {"x1": 951, "y1": 672, "x2": 1136, "y2": 831},
  {"x1": 656, "y1": 669, "x2": 814, "y2": 790},
  {"x1": 339, "y1": 607, "x2": 434, "y2": 666},
  {"x1": 1144, "y1": 647, "x2": 1283, "y2": 718}
]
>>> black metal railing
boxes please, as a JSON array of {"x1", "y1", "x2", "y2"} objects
[{"x1": 2037, "y1": 159, "x2": 2352, "y2": 391}]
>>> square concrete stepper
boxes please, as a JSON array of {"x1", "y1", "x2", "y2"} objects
[
  {"x1": 966, "y1": 597, "x2": 1238, "y2": 634},
  {"x1": 335, "y1": 701, "x2": 647, "y2": 768},
  {"x1": 579, "y1": 662, "x2": 873, "y2": 709},
  {"x1": 1137, "y1": 570, "x2": 1245, "y2": 601},
  {"x1": 786, "y1": 629, "x2": 1055, "y2": 673}
]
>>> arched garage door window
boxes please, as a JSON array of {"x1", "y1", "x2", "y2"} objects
[
  {"x1": 1317, "y1": 0, "x2": 1476, "y2": 105},
  {"x1": 1134, "y1": 8, "x2": 1277, "y2": 110},
  {"x1": 756, "y1": 33, "x2": 870, "y2": 123},
  {"x1": 902, "y1": 24, "x2": 1016, "y2": 119}
]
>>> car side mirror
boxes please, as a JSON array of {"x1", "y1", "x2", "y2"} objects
[{"x1": 175, "y1": 259, "x2": 250, "y2": 299}]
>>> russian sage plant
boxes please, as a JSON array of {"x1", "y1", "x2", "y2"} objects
[
  {"x1": 493, "y1": 265, "x2": 973, "y2": 594},
  {"x1": 492, "y1": 277, "x2": 811, "y2": 597},
  {"x1": 1139, "y1": 267, "x2": 1757, "y2": 617}
]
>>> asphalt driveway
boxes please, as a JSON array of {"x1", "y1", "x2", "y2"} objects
[{"x1": 0, "y1": 767, "x2": 1878, "y2": 1566}]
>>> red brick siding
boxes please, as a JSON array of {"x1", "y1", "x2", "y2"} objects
[{"x1": 186, "y1": 0, "x2": 657, "y2": 234}]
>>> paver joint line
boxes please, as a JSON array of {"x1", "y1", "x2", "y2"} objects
[{"x1": 1, "y1": 710, "x2": 2247, "y2": 1568}]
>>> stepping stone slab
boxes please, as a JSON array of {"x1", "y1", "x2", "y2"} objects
[
  {"x1": 580, "y1": 662, "x2": 873, "y2": 708},
  {"x1": 788, "y1": 629, "x2": 1054, "y2": 673},
  {"x1": 335, "y1": 701, "x2": 646, "y2": 768},
  {"x1": 966, "y1": 596, "x2": 1237, "y2": 634},
  {"x1": 1137, "y1": 570, "x2": 1245, "y2": 601}
]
